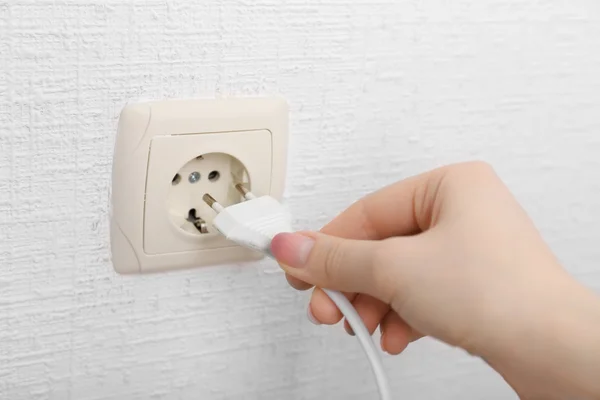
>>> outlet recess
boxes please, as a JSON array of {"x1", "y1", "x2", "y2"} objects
[
  {"x1": 167, "y1": 153, "x2": 248, "y2": 236},
  {"x1": 110, "y1": 97, "x2": 288, "y2": 274}
]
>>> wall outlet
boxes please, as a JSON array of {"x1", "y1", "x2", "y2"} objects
[{"x1": 110, "y1": 97, "x2": 288, "y2": 274}]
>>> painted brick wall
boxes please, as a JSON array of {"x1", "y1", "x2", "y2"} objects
[{"x1": 1, "y1": 1, "x2": 600, "y2": 399}]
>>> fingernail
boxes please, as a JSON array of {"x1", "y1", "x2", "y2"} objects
[
  {"x1": 344, "y1": 320, "x2": 355, "y2": 336},
  {"x1": 380, "y1": 335, "x2": 388, "y2": 354},
  {"x1": 307, "y1": 306, "x2": 321, "y2": 325},
  {"x1": 271, "y1": 233, "x2": 315, "y2": 268}
]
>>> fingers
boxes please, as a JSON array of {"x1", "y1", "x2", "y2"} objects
[
  {"x1": 321, "y1": 165, "x2": 449, "y2": 241},
  {"x1": 309, "y1": 288, "x2": 357, "y2": 324},
  {"x1": 305, "y1": 191, "x2": 388, "y2": 325},
  {"x1": 380, "y1": 311, "x2": 418, "y2": 355},
  {"x1": 343, "y1": 294, "x2": 389, "y2": 335},
  {"x1": 291, "y1": 168, "x2": 450, "y2": 321},
  {"x1": 310, "y1": 293, "x2": 422, "y2": 356},
  {"x1": 277, "y1": 163, "x2": 489, "y2": 324},
  {"x1": 285, "y1": 273, "x2": 312, "y2": 291},
  {"x1": 271, "y1": 232, "x2": 398, "y2": 302},
  {"x1": 322, "y1": 161, "x2": 497, "y2": 241}
]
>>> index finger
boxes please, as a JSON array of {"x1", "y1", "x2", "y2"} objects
[
  {"x1": 306, "y1": 165, "x2": 446, "y2": 321},
  {"x1": 322, "y1": 165, "x2": 449, "y2": 240}
]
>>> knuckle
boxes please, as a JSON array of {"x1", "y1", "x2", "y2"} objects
[
  {"x1": 442, "y1": 160, "x2": 500, "y2": 195},
  {"x1": 465, "y1": 159, "x2": 493, "y2": 172},
  {"x1": 321, "y1": 240, "x2": 345, "y2": 284},
  {"x1": 456, "y1": 160, "x2": 496, "y2": 179}
]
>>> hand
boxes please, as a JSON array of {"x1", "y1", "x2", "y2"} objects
[{"x1": 271, "y1": 161, "x2": 600, "y2": 399}]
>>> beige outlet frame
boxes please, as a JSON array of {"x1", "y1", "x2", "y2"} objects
[{"x1": 110, "y1": 97, "x2": 288, "y2": 274}]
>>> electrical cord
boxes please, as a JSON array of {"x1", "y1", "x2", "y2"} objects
[{"x1": 203, "y1": 185, "x2": 392, "y2": 400}]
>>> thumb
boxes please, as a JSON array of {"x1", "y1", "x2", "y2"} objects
[{"x1": 271, "y1": 232, "x2": 397, "y2": 302}]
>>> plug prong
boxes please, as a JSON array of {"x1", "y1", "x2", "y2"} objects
[
  {"x1": 235, "y1": 183, "x2": 256, "y2": 200},
  {"x1": 203, "y1": 193, "x2": 224, "y2": 213}
]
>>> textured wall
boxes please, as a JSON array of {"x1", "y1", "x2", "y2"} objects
[{"x1": 1, "y1": 1, "x2": 600, "y2": 399}]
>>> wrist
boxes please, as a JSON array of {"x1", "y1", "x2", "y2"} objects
[{"x1": 482, "y1": 274, "x2": 600, "y2": 399}]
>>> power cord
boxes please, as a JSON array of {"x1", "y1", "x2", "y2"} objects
[{"x1": 203, "y1": 184, "x2": 392, "y2": 400}]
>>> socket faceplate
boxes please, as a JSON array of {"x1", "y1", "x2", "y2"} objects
[{"x1": 110, "y1": 97, "x2": 288, "y2": 274}]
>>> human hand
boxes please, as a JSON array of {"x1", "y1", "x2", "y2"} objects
[{"x1": 271, "y1": 161, "x2": 600, "y2": 399}]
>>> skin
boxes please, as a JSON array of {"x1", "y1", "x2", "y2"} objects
[{"x1": 271, "y1": 161, "x2": 600, "y2": 400}]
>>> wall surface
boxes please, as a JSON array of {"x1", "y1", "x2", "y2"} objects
[{"x1": 1, "y1": 1, "x2": 600, "y2": 399}]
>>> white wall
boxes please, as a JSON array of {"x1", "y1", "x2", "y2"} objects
[{"x1": 1, "y1": 1, "x2": 600, "y2": 399}]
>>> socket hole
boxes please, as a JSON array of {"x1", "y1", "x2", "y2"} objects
[
  {"x1": 187, "y1": 208, "x2": 198, "y2": 221},
  {"x1": 208, "y1": 170, "x2": 220, "y2": 182},
  {"x1": 172, "y1": 174, "x2": 181, "y2": 185}
]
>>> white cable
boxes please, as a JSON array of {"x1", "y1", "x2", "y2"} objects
[
  {"x1": 322, "y1": 289, "x2": 391, "y2": 400},
  {"x1": 203, "y1": 189, "x2": 392, "y2": 400}
]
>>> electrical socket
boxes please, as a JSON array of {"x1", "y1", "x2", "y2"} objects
[
  {"x1": 167, "y1": 152, "x2": 247, "y2": 236},
  {"x1": 110, "y1": 97, "x2": 288, "y2": 274}
]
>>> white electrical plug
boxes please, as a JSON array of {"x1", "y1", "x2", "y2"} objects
[
  {"x1": 204, "y1": 184, "x2": 392, "y2": 400},
  {"x1": 203, "y1": 185, "x2": 292, "y2": 255}
]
